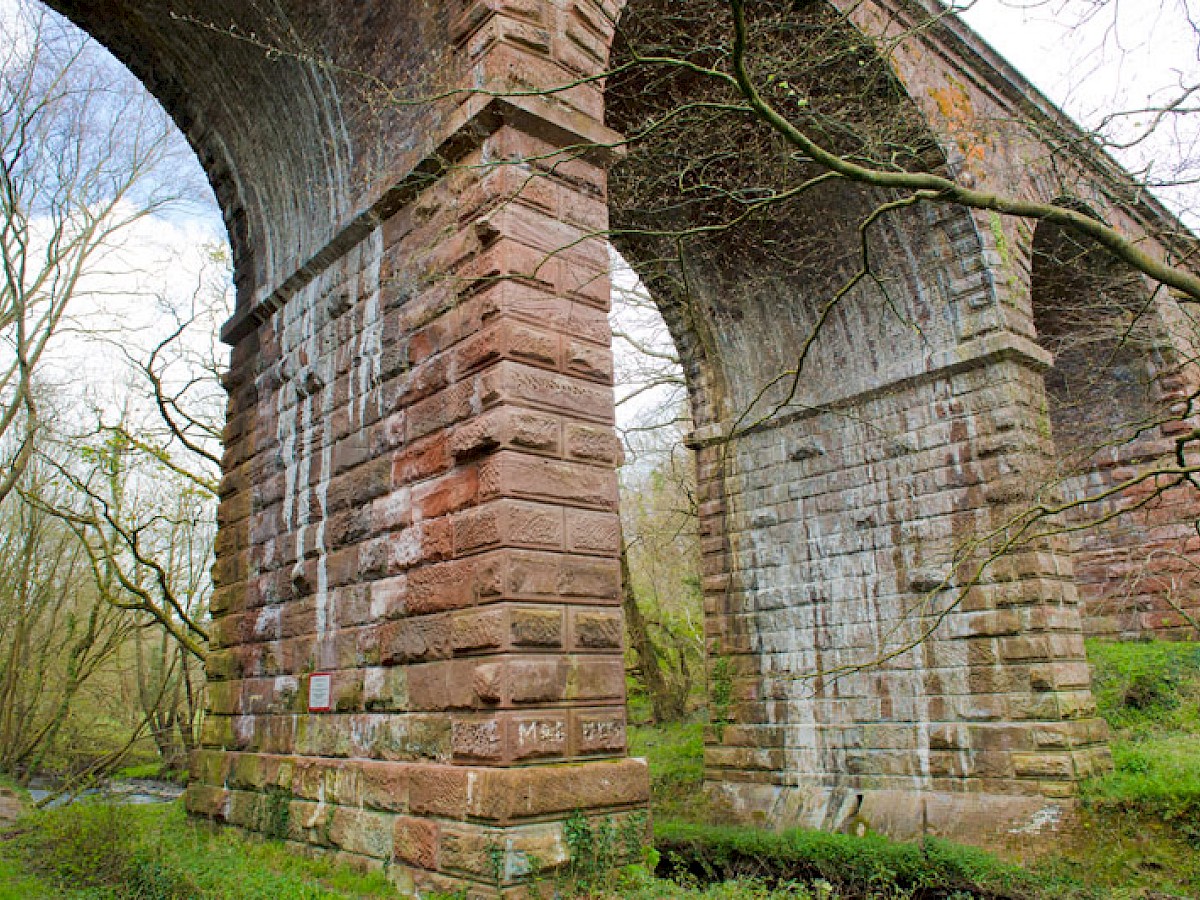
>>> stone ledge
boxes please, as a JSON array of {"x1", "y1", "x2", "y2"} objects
[
  {"x1": 686, "y1": 330, "x2": 1055, "y2": 449},
  {"x1": 706, "y1": 780, "x2": 1079, "y2": 853},
  {"x1": 188, "y1": 753, "x2": 649, "y2": 826}
]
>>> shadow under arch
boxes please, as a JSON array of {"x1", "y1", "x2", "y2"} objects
[
  {"x1": 1030, "y1": 198, "x2": 1200, "y2": 639},
  {"x1": 41, "y1": 0, "x2": 456, "y2": 317}
]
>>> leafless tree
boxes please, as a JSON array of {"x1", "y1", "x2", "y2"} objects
[{"x1": 0, "y1": 1, "x2": 182, "y2": 506}]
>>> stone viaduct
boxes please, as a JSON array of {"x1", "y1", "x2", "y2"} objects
[{"x1": 41, "y1": 0, "x2": 1200, "y2": 895}]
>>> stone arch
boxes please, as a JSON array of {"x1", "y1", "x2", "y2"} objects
[
  {"x1": 1029, "y1": 202, "x2": 1200, "y2": 638},
  {"x1": 32, "y1": 0, "x2": 1199, "y2": 886},
  {"x1": 1032, "y1": 199, "x2": 1165, "y2": 453},
  {"x1": 606, "y1": 0, "x2": 1108, "y2": 839},
  {"x1": 42, "y1": 1, "x2": 459, "y2": 317}
]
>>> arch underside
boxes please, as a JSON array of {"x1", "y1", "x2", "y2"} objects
[
  {"x1": 38, "y1": 0, "x2": 1200, "y2": 881},
  {"x1": 44, "y1": 0, "x2": 456, "y2": 313},
  {"x1": 1031, "y1": 218, "x2": 1200, "y2": 639}
]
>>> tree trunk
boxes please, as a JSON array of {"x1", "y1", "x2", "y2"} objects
[{"x1": 621, "y1": 541, "x2": 686, "y2": 723}]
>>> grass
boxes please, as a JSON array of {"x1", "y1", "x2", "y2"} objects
[
  {"x1": 0, "y1": 802, "x2": 395, "y2": 899},
  {"x1": 1041, "y1": 639, "x2": 1200, "y2": 897},
  {"x1": 1081, "y1": 639, "x2": 1200, "y2": 824},
  {"x1": 5, "y1": 641, "x2": 1200, "y2": 899},
  {"x1": 629, "y1": 716, "x2": 708, "y2": 821},
  {"x1": 113, "y1": 762, "x2": 173, "y2": 780}
]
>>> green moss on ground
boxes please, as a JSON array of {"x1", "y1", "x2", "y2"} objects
[
  {"x1": 0, "y1": 801, "x2": 394, "y2": 899},
  {"x1": 629, "y1": 717, "x2": 708, "y2": 822},
  {"x1": 7, "y1": 642, "x2": 1200, "y2": 899}
]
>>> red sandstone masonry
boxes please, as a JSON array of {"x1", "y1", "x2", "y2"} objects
[
  {"x1": 187, "y1": 2, "x2": 648, "y2": 894},
  {"x1": 46, "y1": 0, "x2": 1186, "y2": 881}
]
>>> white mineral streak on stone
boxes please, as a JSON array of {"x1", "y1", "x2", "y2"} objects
[
  {"x1": 318, "y1": 67, "x2": 353, "y2": 234},
  {"x1": 275, "y1": 262, "x2": 340, "y2": 670},
  {"x1": 351, "y1": 715, "x2": 379, "y2": 755},
  {"x1": 299, "y1": 283, "x2": 319, "y2": 636},
  {"x1": 363, "y1": 667, "x2": 384, "y2": 701},
  {"x1": 313, "y1": 269, "x2": 337, "y2": 659},
  {"x1": 725, "y1": 404, "x2": 958, "y2": 806},
  {"x1": 390, "y1": 528, "x2": 422, "y2": 570},
  {"x1": 316, "y1": 378, "x2": 333, "y2": 646},
  {"x1": 304, "y1": 779, "x2": 327, "y2": 828},
  {"x1": 254, "y1": 605, "x2": 282, "y2": 640},
  {"x1": 282, "y1": 231, "x2": 384, "y2": 674},
  {"x1": 356, "y1": 228, "x2": 385, "y2": 425},
  {"x1": 912, "y1": 641, "x2": 934, "y2": 790},
  {"x1": 279, "y1": 347, "x2": 298, "y2": 538},
  {"x1": 234, "y1": 715, "x2": 254, "y2": 746},
  {"x1": 1009, "y1": 803, "x2": 1063, "y2": 834}
]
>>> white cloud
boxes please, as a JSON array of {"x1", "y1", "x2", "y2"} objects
[{"x1": 961, "y1": 0, "x2": 1200, "y2": 220}]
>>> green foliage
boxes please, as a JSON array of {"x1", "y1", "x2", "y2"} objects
[
  {"x1": 602, "y1": 866, "x2": 849, "y2": 899},
  {"x1": 7, "y1": 802, "x2": 143, "y2": 892},
  {"x1": 562, "y1": 810, "x2": 649, "y2": 892},
  {"x1": 710, "y1": 657, "x2": 733, "y2": 737},
  {"x1": 0, "y1": 801, "x2": 395, "y2": 899},
  {"x1": 629, "y1": 719, "x2": 708, "y2": 821},
  {"x1": 262, "y1": 786, "x2": 291, "y2": 841},
  {"x1": 485, "y1": 838, "x2": 506, "y2": 885},
  {"x1": 1083, "y1": 735, "x2": 1200, "y2": 824},
  {"x1": 113, "y1": 763, "x2": 166, "y2": 781},
  {"x1": 1082, "y1": 640, "x2": 1200, "y2": 831},
  {"x1": 650, "y1": 822, "x2": 1065, "y2": 899},
  {"x1": 619, "y1": 445, "x2": 706, "y2": 722},
  {"x1": 1086, "y1": 639, "x2": 1200, "y2": 734},
  {"x1": 0, "y1": 855, "x2": 53, "y2": 900}
]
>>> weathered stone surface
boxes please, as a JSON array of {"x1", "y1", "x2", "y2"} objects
[{"x1": 66, "y1": 0, "x2": 1200, "y2": 889}]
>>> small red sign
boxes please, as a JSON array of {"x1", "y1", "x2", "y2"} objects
[{"x1": 308, "y1": 672, "x2": 333, "y2": 712}]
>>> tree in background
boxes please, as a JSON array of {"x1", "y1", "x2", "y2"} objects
[
  {"x1": 0, "y1": 0, "x2": 183, "y2": 506},
  {"x1": 0, "y1": 1, "x2": 226, "y2": 786},
  {"x1": 0, "y1": 450, "x2": 133, "y2": 782},
  {"x1": 21, "y1": 258, "x2": 231, "y2": 786},
  {"x1": 612, "y1": 265, "x2": 705, "y2": 722}
]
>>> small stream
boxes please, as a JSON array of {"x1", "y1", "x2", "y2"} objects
[{"x1": 27, "y1": 777, "x2": 184, "y2": 808}]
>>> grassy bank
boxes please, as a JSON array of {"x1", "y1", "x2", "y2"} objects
[
  {"x1": 622, "y1": 640, "x2": 1200, "y2": 898},
  {"x1": 1059, "y1": 639, "x2": 1200, "y2": 894},
  {"x1": 4, "y1": 641, "x2": 1200, "y2": 898},
  {"x1": 0, "y1": 802, "x2": 395, "y2": 900},
  {"x1": 1082, "y1": 640, "x2": 1200, "y2": 822}
]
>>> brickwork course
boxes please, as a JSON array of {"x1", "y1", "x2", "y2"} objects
[{"x1": 42, "y1": 0, "x2": 1200, "y2": 893}]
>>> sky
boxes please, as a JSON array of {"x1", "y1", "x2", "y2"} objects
[
  {"x1": 0, "y1": 0, "x2": 230, "y2": 434},
  {"x1": 960, "y1": 0, "x2": 1200, "y2": 218}
]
